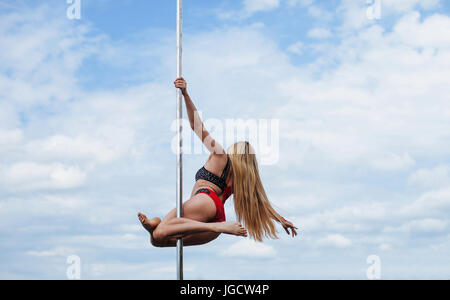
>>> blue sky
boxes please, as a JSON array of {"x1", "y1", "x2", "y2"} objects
[{"x1": 1, "y1": 0, "x2": 450, "y2": 280}]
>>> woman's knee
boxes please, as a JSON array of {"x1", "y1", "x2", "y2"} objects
[
  {"x1": 150, "y1": 235, "x2": 164, "y2": 248},
  {"x1": 151, "y1": 227, "x2": 176, "y2": 248},
  {"x1": 152, "y1": 225, "x2": 168, "y2": 243}
]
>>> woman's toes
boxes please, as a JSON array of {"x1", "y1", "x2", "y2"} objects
[{"x1": 138, "y1": 213, "x2": 149, "y2": 226}]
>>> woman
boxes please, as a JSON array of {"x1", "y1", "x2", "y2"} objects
[{"x1": 138, "y1": 78, "x2": 297, "y2": 247}]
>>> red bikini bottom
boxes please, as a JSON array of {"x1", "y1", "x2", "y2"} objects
[{"x1": 195, "y1": 188, "x2": 226, "y2": 222}]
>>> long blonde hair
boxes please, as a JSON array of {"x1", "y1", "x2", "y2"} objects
[{"x1": 227, "y1": 141, "x2": 281, "y2": 242}]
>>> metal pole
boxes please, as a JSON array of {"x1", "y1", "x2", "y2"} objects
[{"x1": 176, "y1": 0, "x2": 184, "y2": 281}]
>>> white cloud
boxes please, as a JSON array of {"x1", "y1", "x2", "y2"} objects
[
  {"x1": 306, "y1": 5, "x2": 333, "y2": 20},
  {"x1": 317, "y1": 234, "x2": 352, "y2": 248},
  {"x1": 85, "y1": 262, "x2": 196, "y2": 280},
  {"x1": 408, "y1": 165, "x2": 450, "y2": 189},
  {"x1": 287, "y1": 41, "x2": 304, "y2": 55},
  {"x1": 382, "y1": 0, "x2": 440, "y2": 13},
  {"x1": 394, "y1": 12, "x2": 450, "y2": 49},
  {"x1": 285, "y1": 0, "x2": 333, "y2": 20},
  {"x1": 307, "y1": 28, "x2": 332, "y2": 39},
  {"x1": 244, "y1": 0, "x2": 280, "y2": 14},
  {"x1": 370, "y1": 153, "x2": 416, "y2": 171},
  {"x1": 219, "y1": 0, "x2": 281, "y2": 20},
  {"x1": 379, "y1": 243, "x2": 392, "y2": 251},
  {"x1": 336, "y1": 0, "x2": 442, "y2": 32},
  {"x1": 286, "y1": 0, "x2": 315, "y2": 7},
  {"x1": 385, "y1": 219, "x2": 448, "y2": 233},
  {"x1": 401, "y1": 188, "x2": 450, "y2": 218},
  {"x1": 26, "y1": 247, "x2": 75, "y2": 258},
  {"x1": 299, "y1": 202, "x2": 388, "y2": 234},
  {"x1": 26, "y1": 135, "x2": 119, "y2": 164},
  {"x1": 43, "y1": 195, "x2": 88, "y2": 210},
  {"x1": 0, "y1": 129, "x2": 23, "y2": 146},
  {"x1": 2, "y1": 162, "x2": 86, "y2": 190},
  {"x1": 337, "y1": 0, "x2": 371, "y2": 31},
  {"x1": 221, "y1": 239, "x2": 277, "y2": 258}
]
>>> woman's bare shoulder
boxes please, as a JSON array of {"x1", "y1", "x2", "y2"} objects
[{"x1": 205, "y1": 153, "x2": 228, "y2": 170}]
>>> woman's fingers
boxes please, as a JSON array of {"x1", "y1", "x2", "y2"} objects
[
  {"x1": 285, "y1": 224, "x2": 298, "y2": 237},
  {"x1": 174, "y1": 78, "x2": 186, "y2": 90},
  {"x1": 281, "y1": 218, "x2": 299, "y2": 237}
]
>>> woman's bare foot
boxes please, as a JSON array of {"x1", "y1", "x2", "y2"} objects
[
  {"x1": 216, "y1": 222, "x2": 248, "y2": 237},
  {"x1": 138, "y1": 212, "x2": 161, "y2": 234}
]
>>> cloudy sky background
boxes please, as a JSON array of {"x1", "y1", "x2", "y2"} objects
[{"x1": 1, "y1": 0, "x2": 450, "y2": 279}]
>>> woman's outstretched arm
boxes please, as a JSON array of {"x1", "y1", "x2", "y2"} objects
[{"x1": 174, "y1": 77, "x2": 225, "y2": 155}]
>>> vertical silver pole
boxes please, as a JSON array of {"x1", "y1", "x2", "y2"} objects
[{"x1": 176, "y1": 0, "x2": 184, "y2": 281}]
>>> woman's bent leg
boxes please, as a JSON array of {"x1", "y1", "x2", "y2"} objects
[
  {"x1": 139, "y1": 193, "x2": 247, "y2": 248},
  {"x1": 153, "y1": 217, "x2": 247, "y2": 242},
  {"x1": 138, "y1": 213, "x2": 223, "y2": 248}
]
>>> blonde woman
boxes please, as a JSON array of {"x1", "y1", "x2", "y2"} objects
[{"x1": 138, "y1": 78, "x2": 298, "y2": 247}]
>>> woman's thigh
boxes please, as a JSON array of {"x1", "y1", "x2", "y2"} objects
[
  {"x1": 162, "y1": 232, "x2": 221, "y2": 247},
  {"x1": 154, "y1": 194, "x2": 220, "y2": 247},
  {"x1": 161, "y1": 193, "x2": 217, "y2": 224}
]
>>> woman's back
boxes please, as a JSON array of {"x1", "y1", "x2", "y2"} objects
[{"x1": 192, "y1": 154, "x2": 232, "y2": 200}]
